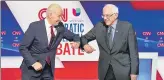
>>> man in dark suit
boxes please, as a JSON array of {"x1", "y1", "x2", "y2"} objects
[
  {"x1": 81, "y1": 4, "x2": 139, "y2": 80},
  {"x1": 19, "y1": 3, "x2": 80, "y2": 80}
]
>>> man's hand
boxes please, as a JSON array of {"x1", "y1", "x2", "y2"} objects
[
  {"x1": 32, "y1": 62, "x2": 42, "y2": 71},
  {"x1": 130, "y1": 74, "x2": 137, "y2": 80},
  {"x1": 83, "y1": 44, "x2": 95, "y2": 53},
  {"x1": 70, "y1": 42, "x2": 80, "y2": 49}
]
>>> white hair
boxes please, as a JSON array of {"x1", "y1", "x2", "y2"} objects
[
  {"x1": 104, "y1": 4, "x2": 119, "y2": 14},
  {"x1": 46, "y1": 3, "x2": 62, "y2": 16}
]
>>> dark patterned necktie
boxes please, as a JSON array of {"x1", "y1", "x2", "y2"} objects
[
  {"x1": 108, "y1": 26, "x2": 113, "y2": 49},
  {"x1": 46, "y1": 25, "x2": 55, "y2": 65}
]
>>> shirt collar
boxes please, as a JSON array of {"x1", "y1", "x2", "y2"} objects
[
  {"x1": 110, "y1": 19, "x2": 118, "y2": 29},
  {"x1": 45, "y1": 18, "x2": 52, "y2": 28}
]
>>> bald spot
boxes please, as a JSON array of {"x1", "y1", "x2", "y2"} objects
[{"x1": 47, "y1": 3, "x2": 62, "y2": 15}]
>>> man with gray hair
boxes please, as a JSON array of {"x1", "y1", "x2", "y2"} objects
[
  {"x1": 19, "y1": 3, "x2": 80, "y2": 80},
  {"x1": 81, "y1": 4, "x2": 139, "y2": 80}
]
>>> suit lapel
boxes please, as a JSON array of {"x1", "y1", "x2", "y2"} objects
[
  {"x1": 49, "y1": 26, "x2": 63, "y2": 49},
  {"x1": 99, "y1": 22, "x2": 111, "y2": 53},
  {"x1": 42, "y1": 20, "x2": 49, "y2": 46}
]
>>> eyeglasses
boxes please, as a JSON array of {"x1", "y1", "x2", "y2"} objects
[{"x1": 101, "y1": 13, "x2": 115, "y2": 19}]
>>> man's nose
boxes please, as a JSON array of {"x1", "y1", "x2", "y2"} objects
[{"x1": 104, "y1": 16, "x2": 107, "y2": 20}]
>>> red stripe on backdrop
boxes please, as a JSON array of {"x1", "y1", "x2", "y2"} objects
[
  {"x1": 55, "y1": 61, "x2": 98, "y2": 79},
  {"x1": 157, "y1": 70, "x2": 163, "y2": 80},
  {"x1": 1, "y1": 62, "x2": 98, "y2": 80},
  {"x1": 131, "y1": 1, "x2": 164, "y2": 10},
  {"x1": 2, "y1": 68, "x2": 21, "y2": 80},
  {"x1": 1, "y1": 61, "x2": 163, "y2": 80}
]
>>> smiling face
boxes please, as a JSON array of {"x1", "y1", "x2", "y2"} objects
[
  {"x1": 102, "y1": 4, "x2": 118, "y2": 26},
  {"x1": 46, "y1": 4, "x2": 63, "y2": 25}
]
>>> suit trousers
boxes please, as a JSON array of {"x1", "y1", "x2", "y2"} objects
[{"x1": 104, "y1": 64, "x2": 116, "y2": 80}]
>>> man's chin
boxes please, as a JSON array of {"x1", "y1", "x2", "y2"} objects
[{"x1": 105, "y1": 23, "x2": 110, "y2": 26}]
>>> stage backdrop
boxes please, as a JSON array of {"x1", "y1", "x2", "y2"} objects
[{"x1": 1, "y1": 1, "x2": 164, "y2": 80}]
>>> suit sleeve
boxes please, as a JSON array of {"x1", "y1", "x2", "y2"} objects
[
  {"x1": 19, "y1": 23, "x2": 37, "y2": 67},
  {"x1": 128, "y1": 23, "x2": 139, "y2": 75},
  {"x1": 63, "y1": 28, "x2": 80, "y2": 42},
  {"x1": 80, "y1": 26, "x2": 97, "y2": 48}
]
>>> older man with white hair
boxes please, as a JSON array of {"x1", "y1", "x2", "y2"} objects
[
  {"x1": 19, "y1": 3, "x2": 80, "y2": 80},
  {"x1": 81, "y1": 4, "x2": 139, "y2": 80}
]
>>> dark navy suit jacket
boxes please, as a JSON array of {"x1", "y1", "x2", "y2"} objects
[{"x1": 19, "y1": 19, "x2": 80, "y2": 78}]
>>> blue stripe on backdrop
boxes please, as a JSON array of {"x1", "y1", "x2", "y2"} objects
[{"x1": 1, "y1": 1, "x2": 24, "y2": 56}]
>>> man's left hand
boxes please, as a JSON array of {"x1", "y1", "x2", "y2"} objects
[
  {"x1": 70, "y1": 42, "x2": 80, "y2": 49},
  {"x1": 130, "y1": 74, "x2": 137, "y2": 80}
]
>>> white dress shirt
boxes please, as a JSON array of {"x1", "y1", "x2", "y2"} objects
[{"x1": 45, "y1": 18, "x2": 57, "y2": 44}]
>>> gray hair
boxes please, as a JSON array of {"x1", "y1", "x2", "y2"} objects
[{"x1": 104, "y1": 4, "x2": 119, "y2": 14}]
